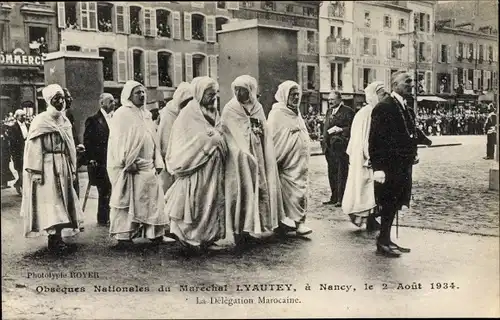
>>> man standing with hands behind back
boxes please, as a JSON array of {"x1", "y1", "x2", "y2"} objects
[
  {"x1": 322, "y1": 91, "x2": 354, "y2": 207},
  {"x1": 83, "y1": 93, "x2": 115, "y2": 226}
]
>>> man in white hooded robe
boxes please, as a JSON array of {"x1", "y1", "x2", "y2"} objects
[
  {"x1": 268, "y1": 80, "x2": 312, "y2": 236},
  {"x1": 107, "y1": 80, "x2": 167, "y2": 248},
  {"x1": 20, "y1": 84, "x2": 83, "y2": 252}
]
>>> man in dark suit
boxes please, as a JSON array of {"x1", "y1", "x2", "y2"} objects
[
  {"x1": 83, "y1": 93, "x2": 115, "y2": 226},
  {"x1": 322, "y1": 91, "x2": 355, "y2": 207},
  {"x1": 10, "y1": 109, "x2": 29, "y2": 195},
  {"x1": 369, "y1": 71, "x2": 431, "y2": 258},
  {"x1": 484, "y1": 104, "x2": 497, "y2": 160}
]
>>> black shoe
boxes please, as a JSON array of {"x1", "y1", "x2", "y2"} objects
[
  {"x1": 389, "y1": 241, "x2": 411, "y2": 253},
  {"x1": 376, "y1": 243, "x2": 401, "y2": 257},
  {"x1": 97, "y1": 221, "x2": 109, "y2": 227},
  {"x1": 112, "y1": 240, "x2": 133, "y2": 250},
  {"x1": 323, "y1": 200, "x2": 336, "y2": 205},
  {"x1": 483, "y1": 156, "x2": 494, "y2": 160},
  {"x1": 333, "y1": 202, "x2": 342, "y2": 207}
]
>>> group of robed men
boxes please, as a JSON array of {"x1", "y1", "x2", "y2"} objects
[
  {"x1": 20, "y1": 70, "x2": 431, "y2": 258},
  {"x1": 20, "y1": 75, "x2": 313, "y2": 252}
]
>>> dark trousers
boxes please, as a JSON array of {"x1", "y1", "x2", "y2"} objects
[
  {"x1": 91, "y1": 165, "x2": 111, "y2": 223},
  {"x1": 377, "y1": 202, "x2": 398, "y2": 244},
  {"x1": 13, "y1": 158, "x2": 23, "y2": 188},
  {"x1": 487, "y1": 133, "x2": 496, "y2": 158},
  {"x1": 325, "y1": 150, "x2": 349, "y2": 203}
]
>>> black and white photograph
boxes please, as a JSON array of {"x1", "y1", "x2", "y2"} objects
[{"x1": 1, "y1": 0, "x2": 499, "y2": 318}]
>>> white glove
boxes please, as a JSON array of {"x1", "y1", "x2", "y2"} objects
[{"x1": 373, "y1": 171, "x2": 386, "y2": 184}]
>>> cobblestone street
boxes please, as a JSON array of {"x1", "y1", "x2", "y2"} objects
[{"x1": 1, "y1": 135, "x2": 498, "y2": 319}]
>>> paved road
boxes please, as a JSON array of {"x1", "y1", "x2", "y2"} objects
[{"x1": 1, "y1": 135, "x2": 498, "y2": 318}]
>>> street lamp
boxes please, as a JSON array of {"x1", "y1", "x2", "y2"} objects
[{"x1": 396, "y1": 28, "x2": 419, "y2": 114}]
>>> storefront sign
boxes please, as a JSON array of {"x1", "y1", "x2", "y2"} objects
[
  {"x1": 355, "y1": 57, "x2": 433, "y2": 70},
  {"x1": 0, "y1": 53, "x2": 44, "y2": 67}
]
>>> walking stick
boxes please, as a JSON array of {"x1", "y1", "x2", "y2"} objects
[
  {"x1": 396, "y1": 210, "x2": 399, "y2": 239},
  {"x1": 82, "y1": 181, "x2": 91, "y2": 212}
]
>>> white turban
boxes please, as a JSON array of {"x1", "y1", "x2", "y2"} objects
[
  {"x1": 274, "y1": 80, "x2": 301, "y2": 107},
  {"x1": 14, "y1": 109, "x2": 26, "y2": 118},
  {"x1": 231, "y1": 75, "x2": 258, "y2": 105},
  {"x1": 364, "y1": 81, "x2": 385, "y2": 107},
  {"x1": 42, "y1": 84, "x2": 65, "y2": 115},
  {"x1": 120, "y1": 80, "x2": 145, "y2": 108},
  {"x1": 191, "y1": 76, "x2": 218, "y2": 103},
  {"x1": 172, "y1": 82, "x2": 194, "y2": 108}
]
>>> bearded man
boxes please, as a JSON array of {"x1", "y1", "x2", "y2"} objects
[
  {"x1": 164, "y1": 77, "x2": 227, "y2": 250},
  {"x1": 20, "y1": 84, "x2": 83, "y2": 252},
  {"x1": 268, "y1": 80, "x2": 312, "y2": 236},
  {"x1": 107, "y1": 80, "x2": 167, "y2": 249},
  {"x1": 220, "y1": 75, "x2": 294, "y2": 247}
]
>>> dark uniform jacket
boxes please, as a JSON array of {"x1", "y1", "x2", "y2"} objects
[
  {"x1": 322, "y1": 103, "x2": 355, "y2": 154},
  {"x1": 9, "y1": 121, "x2": 29, "y2": 167},
  {"x1": 83, "y1": 110, "x2": 110, "y2": 186}
]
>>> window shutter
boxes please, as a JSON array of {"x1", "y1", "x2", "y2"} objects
[
  {"x1": 144, "y1": 8, "x2": 152, "y2": 37},
  {"x1": 371, "y1": 69, "x2": 377, "y2": 83},
  {"x1": 437, "y1": 44, "x2": 442, "y2": 63},
  {"x1": 300, "y1": 64, "x2": 308, "y2": 90},
  {"x1": 185, "y1": 53, "x2": 193, "y2": 82},
  {"x1": 313, "y1": 31, "x2": 318, "y2": 54},
  {"x1": 413, "y1": 13, "x2": 420, "y2": 31},
  {"x1": 456, "y1": 42, "x2": 460, "y2": 58},
  {"x1": 144, "y1": 52, "x2": 150, "y2": 87},
  {"x1": 385, "y1": 69, "x2": 391, "y2": 90},
  {"x1": 473, "y1": 44, "x2": 477, "y2": 61},
  {"x1": 372, "y1": 38, "x2": 378, "y2": 56},
  {"x1": 128, "y1": 48, "x2": 134, "y2": 83},
  {"x1": 149, "y1": 50, "x2": 159, "y2": 87},
  {"x1": 173, "y1": 11, "x2": 181, "y2": 40},
  {"x1": 151, "y1": 9, "x2": 157, "y2": 37},
  {"x1": 426, "y1": 13, "x2": 430, "y2": 32},
  {"x1": 357, "y1": 67, "x2": 364, "y2": 92},
  {"x1": 297, "y1": 29, "x2": 304, "y2": 54},
  {"x1": 387, "y1": 40, "x2": 392, "y2": 59},
  {"x1": 447, "y1": 45, "x2": 452, "y2": 63},
  {"x1": 463, "y1": 68, "x2": 468, "y2": 86},
  {"x1": 494, "y1": 47, "x2": 497, "y2": 62},
  {"x1": 314, "y1": 64, "x2": 320, "y2": 90},
  {"x1": 482, "y1": 70, "x2": 487, "y2": 90},
  {"x1": 483, "y1": 45, "x2": 487, "y2": 61},
  {"x1": 426, "y1": 43, "x2": 432, "y2": 61},
  {"x1": 89, "y1": 2, "x2": 97, "y2": 30},
  {"x1": 209, "y1": 55, "x2": 218, "y2": 80},
  {"x1": 118, "y1": 50, "x2": 127, "y2": 83},
  {"x1": 227, "y1": 2, "x2": 239, "y2": 10},
  {"x1": 206, "y1": 16, "x2": 216, "y2": 43},
  {"x1": 473, "y1": 70, "x2": 478, "y2": 90},
  {"x1": 80, "y1": 2, "x2": 88, "y2": 30},
  {"x1": 425, "y1": 71, "x2": 432, "y2": 93},
  {"x1": 173, "y1": 52, "x2": 182, "y2": 86},
  {"x1": 115, "y1": 5, "x2": 125, "y2": 33},
  {"x1": 453, "y1": 68, "x2": 458, "y2": 89},
  {"x1": 57, "y1": 2, "x2": 66, "y2": 28},
  {"x1": 184, "y1": 12, "x2": 192, "y2": 40}
]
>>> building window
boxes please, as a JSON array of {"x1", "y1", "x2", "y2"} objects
[
  {"x1": 303, "y1": 7, "x2": 317, "y2": 17},
  {"x1": 28, "y1": 27, "x2": 48, "y2": 55},
  {"x1": 241, "y1": 1, "x2": 254, "y2": 8},
  {"x1": 328, "y1": 1, "x2": 345, "y2": 18},
  {"x1": 0, "y1": 23, "x2": 6, "y2": 52},
  {"x1": 193, "y1": 54, "x2": 206, "y2": 78},
  {"x1": 390, "y1": 40, "x2": 401, "y2": 59},
  {"x1": 130, "y1": 6, "x2": 143, "y2": 35},
  {"x1": 398, "y1": 18, "x2": 406, "y2": 31},
  {"x1": 457, "y1": 42, "x2": 464, "y2": 60},
  {"x1": 383, "y1": 15, "x2": 392, "y2": 29},
  {"x1": 419, "y1": 12, "x2": 425, "y2": 31},
  {"x1": 67, "y1": 45, "x2": 81, "y2": 51},
  {"x1": 192, "y1": 14, "x2": 205, "y2": 41},
  {"x1": 133, "y1": 49, "x2": 144, "y2": 83},
  {"x1": 263, "y1": 1, "x2": 275, "y2": 11},
  {"x1": 363, "y1": 68, "x2": 376, "y2": 89},
  {"x1": 97, "y1": 3, "x2": 113, "y2": 32},
  {"x1": 81, "y1": 2, "x2": 97, "y2": 31},
  {"x1": 158, "y1": 52, "x2": 173, "y2": 87},
  {"x1": 418, "y1": 42, "x2": 425, "y2": 62},
  {"x1": 99, "y1": 48, "x2": 114, "y2": 81},
  {"x1": 216, "y1": 17, "x2": 229, "y2": 42},
  {"x1": 330, "y1": 63, "x2": 343, "y2": 91},
  {"x1": 364, "y1": 12, "x2": 371, "y2": 27},
  {"x1": 306, "y1": 30, "x2": 315, "y2": 53},
  {"x1": 217, "y1": 1, "x2": 226, "y2": 9},
  {"x1": 437, "y1": 73, "x2": 451, "y2": 93},
  {"x1": 307, "y1": 65, "x2": 316, "y2": 90},
  {"x1": 65, "y1": 2, "x2": 78, "y2": 29},
  {"x1": 362, "y1": 37, "x2": 376, "y2": 56},
  {"x1": 440, "y1": 44, "x2": 449, "y2": 63},
  {"x1": 488, "y1": 46, "x2": 494, "y2": 63},
  {"x1": 467, "y1": 43, "x2": 474, "y2": 61},
  {"x1": 156, "y1": 9, "x2": 171, "y2": 38},
  {"x1": 286, "y1": 4, "x2": 293, "y2": 13},
  {"x1": 479, "y1": 45, "x2": 484, "y2": 63}
]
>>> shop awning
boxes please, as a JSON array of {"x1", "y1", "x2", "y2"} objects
[
  {"x1": 417, "y1": 96, "x2": 447, "y2": 102},
  {"x1": 478, "y1": 92, "x2": 495, "y2": 102}
]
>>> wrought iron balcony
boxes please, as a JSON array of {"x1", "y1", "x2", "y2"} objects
[{"x1": 326, "y1": 38, "x2": 352, "y2": 58}]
